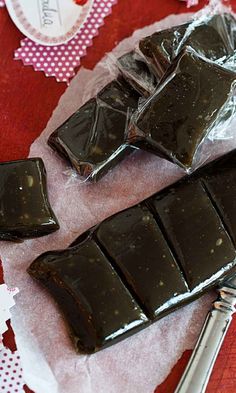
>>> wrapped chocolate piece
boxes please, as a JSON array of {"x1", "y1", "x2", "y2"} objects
[
  {"x1": 117, "y1": 51, "x2": 157, "y2": 96},
  {"x1": 139, "y1": 13, "x2": 236, "y2": 78},
  {"x1": 128, "y1": 48, "x2": 236, "y2": 171},
  {"x1": 0, "y1": 158, "x2": 59, "y2": 241},
  {"x1": 139, "y1": 22, "x2": 188, "y2": 78},
  {"x1": 48, "y1": 14, "x2": 236, "y2": 181},
  {"x1": 48, "y1": 78, "x2": 140, "y2": 181},
  {"x1": 28, "y1": 150, "x2": 236, "y2": 353}
]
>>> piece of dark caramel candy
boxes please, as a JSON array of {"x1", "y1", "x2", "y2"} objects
[
  {"x1": 0, "y1": 158, "x2": 59, "y2": 241},
  {"x1": 48, "y1": 79, "x2": 140, "y2": 181},
  {"x1": 96, "y1": 204, "x2": 188, "y2": 319},
  {"x1": 117, "y1": 51, "x2": 157, "y2": 96},
  {"x1": 139, "y1": 14, "x2": 235, "y2": 78},
  {"x1": 139, "y1": 22, "x2": 188, "y2": 78},
  {"x1": 28, "y1": 238, "x2": 148, "y2": 353},
  {"x1": 128, "y1": 48, "x2": 236, "y2": 170},
  {"x1": 149, "y1": 179, "x2": 236, "y2": 289}
]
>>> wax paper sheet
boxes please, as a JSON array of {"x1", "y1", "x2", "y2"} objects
[{"x1": 1, "y1": 12, "x2": 236, "y2": 393}]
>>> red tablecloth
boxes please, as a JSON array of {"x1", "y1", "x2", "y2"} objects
[{"x1": 1, "y1": 1, "x2": 236, "y2": 392}]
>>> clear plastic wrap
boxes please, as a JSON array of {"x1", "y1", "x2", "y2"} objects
[
  {"x1": 48, "y1": 78, "x2": 140, "y2": 181},
  {"x1": 115, "y1": 51, "x2": 157, "y2": 97},
  {"x1": 138, "y1": 12, "x2": 236, "y2": 78},
  {"x1": 123, "y1": 5, "x2": 236, "y2": 173},
  {"x1": 47, "y1": 3, "x2": 236, "y2": 180},
  {"x1": 127, "y1": 46, "x2": 236, "y2": 172}
]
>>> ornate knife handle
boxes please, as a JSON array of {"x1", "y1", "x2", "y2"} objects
[{"x1": 175, "y1": 282, "x2": 236, "y2": 393}]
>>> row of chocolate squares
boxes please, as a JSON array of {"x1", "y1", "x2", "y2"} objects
[
  {"x1": 25, "y1": 148, "x2": 236, "y2": 354},
  {"x1": 48, "y1": 13, "x2": 236, "y2": 181}
]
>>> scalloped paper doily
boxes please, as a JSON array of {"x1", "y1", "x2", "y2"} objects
[{"x1": 14, "y1": 0, "x2": 117, "y2": 83}]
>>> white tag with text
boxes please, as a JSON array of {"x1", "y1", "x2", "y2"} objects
[{"x1": 5, "y1": 0, "x2": 94, "y2": 45}]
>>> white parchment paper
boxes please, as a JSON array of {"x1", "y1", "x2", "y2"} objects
[{"x1": 1, "y1": 12, "x2": 236, "y2": 393}]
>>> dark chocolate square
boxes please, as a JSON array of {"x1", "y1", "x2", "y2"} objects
[
  {"x1": 28, "y1": 238, "x2": 148, "y2": 353},
  {"x1": 128, "y1": 48, "x2": 236, "y2": 170},
  {"x1": 48, "y1": 79, "x2": 140, "y2": 181},
  {"x1": 96, "y1": 204, "x2": 188, "y2": 319},
  {"x1": 139, "y1": 22, "x2": 188, "y2": 77},
  {"x1": 0, "y1": 158, "x2": 59, "y2": 241},
  {"x1": 150, "y1": 179, "x2": 236, "y2": 289}
]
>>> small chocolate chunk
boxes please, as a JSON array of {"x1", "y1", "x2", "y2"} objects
[
  {"x1": 28, "y1": 238, "x2": 148, "y2": 353},
  {"x1": 0, "y1": 158, "x2": 59, "y2": 241},
  {"x1": 48, "y1": 79, "x2": 140, "y2": 181}
]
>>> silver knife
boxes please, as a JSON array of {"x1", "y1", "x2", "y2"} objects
[{"x1": 175, "y1": 275, "x2": 236, "y2": 393}]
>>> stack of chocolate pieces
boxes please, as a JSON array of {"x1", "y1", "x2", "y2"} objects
[{"x1": 49, "y1": 13, "x2": 236, "y2": 177}]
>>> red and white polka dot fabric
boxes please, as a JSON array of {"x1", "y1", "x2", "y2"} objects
[
  {"x1": 0, "y1": 1, "x2": 5, "y2": 7},
  {"x1": 14, "y1": 0, "x2": 117, "y2": 83},
  {"x1": 0, "y1": 285, "x2": 22, "y2": 390},
  {"x1": 0, "y1": 348, "x2": 24, "y2": 393}
]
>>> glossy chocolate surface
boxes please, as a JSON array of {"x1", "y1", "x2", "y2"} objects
[
  {"x1": 28, "y1": 150, "x2": 236, "y2": 353},
  {"x1": 28, "y1": 238, "x2": 148, "y2": 353},
  {"x1": 48, "y1": 78, "x2": 140, "y2": 181},
  {"x1": 117, "y1": 51, "x2": 157, "y2": 96},
  {"x1": 96, "y1": 204, "x2": 188, "y2": 319},
  {"x1": 202, "y1": 151, "x2": 236, "y2": 245},
  {"x1": 149, "y1": 179, "x2": 236, "y2": 289},
  {"x1": 0, "y1": 158, "x2": 59, "y2": 241},
  {"x1": 139, "y1": 14, "x2": 235, "y2": 78},
  {"x1": 129, "y1": 49, "x2": 236, "y2": 170}
]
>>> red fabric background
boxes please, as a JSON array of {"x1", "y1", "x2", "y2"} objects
[{"x1": 0, "y1": 1, "x2": 236, "y2": 392}]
